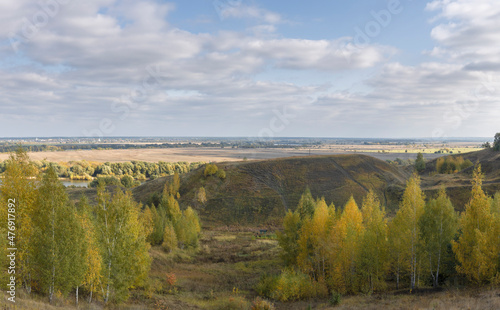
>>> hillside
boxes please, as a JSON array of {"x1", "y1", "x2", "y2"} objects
[
  {"x1": 132, "y1": 154, "x2": 410, "y2": 226},
  {"x1": 418, "y1": 149, "x2": 500, "y2": 211}
]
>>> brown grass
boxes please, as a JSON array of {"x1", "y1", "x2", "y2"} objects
[
  {"x1": 0, "y1": 142, "x2": 479, "y2": 164},
  {"x1": 5, "y1": 230, "x2": 500, "y2": 310}
]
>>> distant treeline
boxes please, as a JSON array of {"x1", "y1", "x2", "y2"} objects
[
  {"x1": 0, "y1": 159, "x2": 205, "y2": 183},
  {"x1": 0, "y1": 141, "x2": 309, "y2": 153}
]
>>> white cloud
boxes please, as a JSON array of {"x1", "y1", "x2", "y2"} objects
[
  {"x1": 216, "y1": 2, "x2": 282, "y2": 24},
  {"x1": 426, "y1": 0, "x2": 500, "y2": 66},
  {"x1": 2, "y1": 0, "x2": 498, "y2": 137}
]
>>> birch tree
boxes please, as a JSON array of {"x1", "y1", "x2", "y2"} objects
[
  {"x1": 419, "y1": 187, "x2": 457, "y2": 287},
  {"x1": 95, "y1": 185, "x2": 151, "y2": 303},
  {"x1": 393, "y1": 173, "x2": 425, "y2": 290},
  {"x1": 0, "y1": 149, "x2": 38, "y2": 293},
  {"x1": 359, "y1": 190, "x2": 388, "y2": 292},
  {"x1": 452, "y1": 165, "x2": 498, "y2": 283},
  {"x1": 32, "y1": 167, "x2": 86, "y2": 303}
]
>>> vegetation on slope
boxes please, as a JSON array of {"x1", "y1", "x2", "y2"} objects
[{"x1": 133, "y1": 154, "x2": 410, "y2": 226}]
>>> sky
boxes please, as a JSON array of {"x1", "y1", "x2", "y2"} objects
[{"x1": 1, "y1": 0, "x2": 499, "y2": 138}]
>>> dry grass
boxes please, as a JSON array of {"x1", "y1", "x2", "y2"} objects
[
  {"x1": 0, "y1": 142, "x2": 483, "y2": 164},
  {"x1": 5, "y1": 230, "x2": 500, "y2": 309},
  {"x1": 327, "y1": 288, "x2": 500, "y2": 310}
]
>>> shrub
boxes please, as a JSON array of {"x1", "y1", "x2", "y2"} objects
[
  {"x1": 257, "y1": 269, "x2": 327, "y2": 302},
  {"x1": 88, "y1": 176, "x2": 121, "y2": 188},
  {"x1": 436, "y1": 156, "x2": 473, "y2": 174},
  {"x1": 330, "y1": 291, "x2": 342, "y2": 306},
  {"x1": 217, "y1": 169, "x2": 226, "y2": 180},
  {"x1": 204, "y1": 163, "x2": 219, "y2": 177},
  {"x1": 251, "y1": 297, "x2": 275, "y2": 310},
  {"x1": 121, "y1": 174, "x2": 135, "y2": 188},
  {"x1": 255, "y1": 274, "x2": 278, "y2": 298}
]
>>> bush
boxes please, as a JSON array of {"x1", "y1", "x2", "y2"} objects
[
  {"x1": 217, "y1": 169, "x2": 226, "y2": 180},
  {"x1": 255, "y1": 274, "x2": 278, "y2": 298},
  {"x1": 88, "y1": 176, "x2": 122, "y2": 188},
  {"x1": 436, "y1": 156, "x2": 473, "y2": 174},
  {"x1": 257, "y1": 269, "x2": 327, "y2": 302},
  {"x1": 121, "y1": 175, "x2": 135, "y2": 188},
  {"x1": 330, "y1": 291, "x2": 342, "y2": 306},
  {"x1": 204, "y1": 163, "x2": 219, "y2": 177},
  {"x1": 251, "y1": 297, "x2": 275, "y2": 310}
]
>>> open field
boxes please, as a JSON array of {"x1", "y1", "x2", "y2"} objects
[{"x1": 0, "y1": 142, "x2": 483, "y2": 163}]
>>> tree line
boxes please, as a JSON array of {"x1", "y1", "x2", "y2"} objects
[
  {"x1": 0, "y1": 159, "x2": 205, "y2": 182},
  {"x1": 260, "y1": 165, "x2": 500, "y2": 301}
]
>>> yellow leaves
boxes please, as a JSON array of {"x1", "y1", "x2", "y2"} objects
[
  {"x1": 330, "y1": 196, "x2": 364, "y2": 294},
  {"x1": 453, "y1": 165, "x2": 499, "y2": 284},
  {"x1": 359, "y1": 190, "x2": 388, "y2": 292},
  {"x1": 162, "y1": 222, "x2": 177, "y2": 253},
  {"x1": 140, "y1": 206, "x2": 154, "y2": 239},
  {"x1": 337, "y1": 196, "x2": 364, "y2": 239}
]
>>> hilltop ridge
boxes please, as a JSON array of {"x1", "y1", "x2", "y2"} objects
[{"x1": 132, "y1": 154, "x2": 410, "y2": 225}]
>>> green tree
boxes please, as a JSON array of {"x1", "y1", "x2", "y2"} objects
[
  {"x1": 148, "y1": 205, "x2": 166, "y2": 245},
  {"x1": 0, "y1": 148, "x2": 38, "y2": 293},
  {"x1": 120, "y1": 175, "x2": 135, "y2": 188},
  {"x1": 162, "y1": 221, "x2": 178, "y2": 253},
  {"x1": 95, "y1": 185, "x2": 151, "y2": 303},
  {"x1": 277, "y1": 210, "x2": 301, "y2": 266},
  {"x1": 296, "y1": 187, "x2": 315, "y2": 220},
  {"x1": 452, "y1": 165, "x2": 498, "y2": 283},
  {"x1": 494, "y1": 133, "x2": 500, "y2": 151},
  {"x1": 419, "y1": 187, "x2": 458, "y2": 287},
  {"x1": 358, "y1": 190, "x2": 388, "y2": 292},
  {"x1": 176, "y1": 206, "x2": 201, "y2": 249},
  {"x1": 77, "y1": 196, "x2": 102, "y2": 304},
  {"x1": 415, "y1": 152, "x2": 426, "y2": 173},
  {"x1": 32, "y1": 167, "x2": 86, "y2": 303},
  {"x1": 393, "y1": 173, "x2": 425, "y2": 290},
  {"x1": 388, "y1": 214, "x2": 406, "y2": 290}
]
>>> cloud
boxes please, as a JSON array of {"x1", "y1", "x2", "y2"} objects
[
  {"x1": 426, "y1": 0, "x2": 500, "y2": 65},
  {"x1": 1, "y1": 0, "x2": 497, "y2": 137},
  {"x1": 214, "y1": 1, "x2": 282, "y2": 24}
]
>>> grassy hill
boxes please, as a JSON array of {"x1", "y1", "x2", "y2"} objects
[
  {"x1": 67, "y1": 150, "x2": 500, "y2": 225},
  {"x1": 419, "y1": 148, "x2": 500, "y2": 211},
  {"x1": 132, "y1": 154, "x2": 410, "y2": 226}
]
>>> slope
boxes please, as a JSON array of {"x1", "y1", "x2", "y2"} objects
[
  {"x1": 420, "y1": 148, "x2": 500, "y2": 211},
  {"x1": 132, "y1": 154, "x2": 410, "y2": 226}
]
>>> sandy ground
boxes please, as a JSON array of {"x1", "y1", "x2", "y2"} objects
[{"x1": 0, "y1": 146, "x2": 458, "y2": 163}]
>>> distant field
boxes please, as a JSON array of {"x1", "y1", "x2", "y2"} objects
[{"x1": 0, "y1": 143, "x2": 483, "y2": 163}]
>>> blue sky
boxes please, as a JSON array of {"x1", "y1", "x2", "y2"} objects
[{"x1": 0, "y1": 0, "x2": 499, "y2": 138}]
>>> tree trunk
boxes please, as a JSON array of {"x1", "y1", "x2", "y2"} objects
[
  {"x1": 49, "y1": 285, "x2": 53, "y2": 303},
  {"x1": 76, "y1": 286, "x2": 79, "y2": 307},
  {"x1": 396, "y1": 262, "x2": 400, "y2": 290},
  {"x1": 89, "y1": 284, "x2": 93, "y2": 303},
  {"x1": 429, "y1": 254, "x2": 436, "y2": 288}
]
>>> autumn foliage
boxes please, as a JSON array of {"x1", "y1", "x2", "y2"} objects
[{"x1": 272, "y1": 165, "x2": 500, "y2": 300}]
